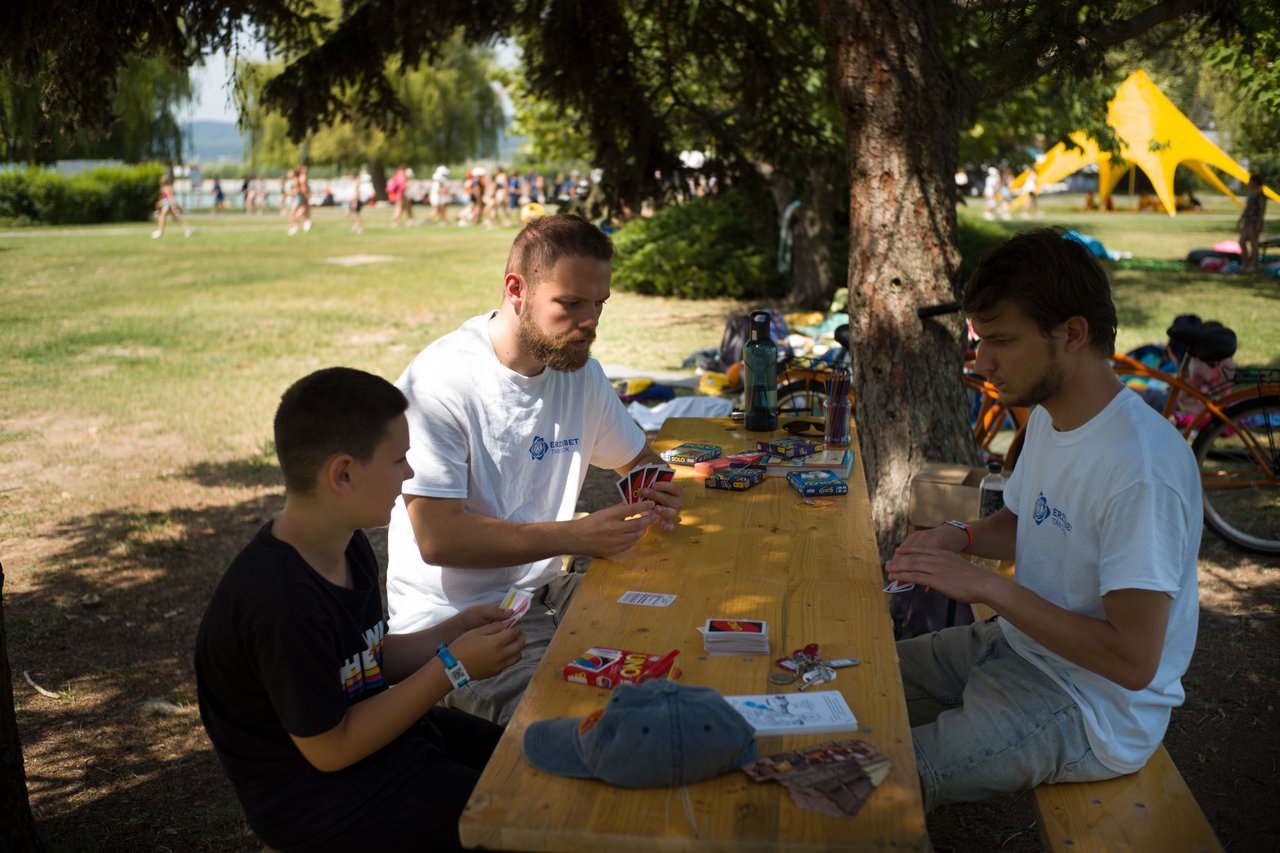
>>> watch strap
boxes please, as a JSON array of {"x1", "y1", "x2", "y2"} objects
[{"x1": 944, "y1": 518, "x2": 974, "y2": 551}]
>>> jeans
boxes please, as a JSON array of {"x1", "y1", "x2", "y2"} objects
[{"x1": 898, "y1": 620, "x2": 1117, "y2": 813}]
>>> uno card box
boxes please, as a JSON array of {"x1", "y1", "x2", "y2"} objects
[
  {"x1": 562, "y1": 647, "x2": 681, "y2": 689},
  {"x1": 757, "y1": 437, "x2": 818, "y2": 459},
  {"x1": 661, "y1": 442, "x2": 723, "y2": 465},
  {"x1": 786, "y1": 469, "x2": 849, "y2": 497},
  {"x1": 705, "y1": 464, "x2": 767, "y2": 491}
]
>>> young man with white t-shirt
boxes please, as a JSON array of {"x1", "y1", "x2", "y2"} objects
[
  {"x1": 886, "y1": 228, "x2": 1201, "y2": 813},
  {"x1": 386, "y1": 214, "x2": 684, "y2": 724}
]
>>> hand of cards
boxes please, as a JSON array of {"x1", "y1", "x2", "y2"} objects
[
  {"x1": 499, "y1": 586, "x2": 534, "y2": 628},
  {"x1": 616, "y1": 463, "x2": 675, "y2": 505}
]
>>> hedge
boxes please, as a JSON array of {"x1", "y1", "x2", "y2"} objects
[
  {"x1": 611, "y1": 191, "x2": 787, "y2": 300},
  {"x1": 0, "y1": 164, "x2": 166, "y2": 225}
]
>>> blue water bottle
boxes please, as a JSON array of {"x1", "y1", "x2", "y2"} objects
[{"x1": 743, "y1": 310, "x2": 778, "y2": 431}]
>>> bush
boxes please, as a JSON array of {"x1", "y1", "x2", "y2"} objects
[
  {"x1": 0, "y1": 164, "x2": 165, "y2": 225},
  {"x1": 612, "y1": 191, "x2": 786, "y2": 299}
]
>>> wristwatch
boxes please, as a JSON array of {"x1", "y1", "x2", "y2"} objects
[
  {"x1": 944, "y1": 518, "x2": 974, "y2": 551},
  {"x1": 436, "y1": 643, "x2": 471, "y2": 691}
]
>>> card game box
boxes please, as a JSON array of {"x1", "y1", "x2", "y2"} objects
[
  {"x1": 705, "y1": 464, "x2": 767, "y2": 491},
  {"x1": 562, "y1": 647, "x2": 681, "y2": 689},
  {"x1": 757, "y1": 437, "x2": 819, "y2": 459},
  {"x1": 786, "y1": 469, "x2": 849, "y2": 496},
  {"x1": 661, "y1": 442, "x2": 722, "y2": 465}
]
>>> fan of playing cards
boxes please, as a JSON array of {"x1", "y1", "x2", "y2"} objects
[
  {"x1": 616, "y1": 463, "x2": 675, "y2": 506},
  {"x1": 702, "y1": 618, "x2": 769, "y2": 656}
]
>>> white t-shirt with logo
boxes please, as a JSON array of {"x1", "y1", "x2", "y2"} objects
[
  {"x1": 385, "y1": 313, "x2": 646, "y2": 633},
  {"x1": 1000, "y1": 388, "x2": 1201, "y2": 773}
]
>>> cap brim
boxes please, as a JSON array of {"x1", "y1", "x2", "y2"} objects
[{"x1": 522, "y1": 718, "x2": 594, "y2": 779}]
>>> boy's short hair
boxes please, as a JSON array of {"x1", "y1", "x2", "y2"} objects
[
  {"x1": 504, "y1": 213, "x2": 613, "y2": 286},
  {"x1": 273, "y1": 367, "x2": 408, "y2": 493},
  {"x1": 963, "y1": 227, "x2": 1117, "y2": 355}
]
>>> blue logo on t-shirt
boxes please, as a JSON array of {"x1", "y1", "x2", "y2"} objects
[
  {"x1": 1033, "y1": 491, "x2": 1072, "y2": 533},
  {"x1": 529, "y1": 434, "x2": 582, "y2": 461},
  {"x1": 1034, "y1": 492, "x2": 1050, "y2": 525}
]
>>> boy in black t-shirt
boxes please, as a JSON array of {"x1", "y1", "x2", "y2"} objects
[{"x1": 195, "y1": 367, "x2": 525, "y2": 852}]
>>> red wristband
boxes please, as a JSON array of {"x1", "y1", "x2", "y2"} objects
[{"x1": 944, "y1": 519, "x2": 973, "y2": 551}]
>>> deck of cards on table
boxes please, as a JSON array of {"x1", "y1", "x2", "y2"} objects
[
  {"x1": 616, "y1": 463, "x2": 675, "y2": 505},
  {"x1": 703, "y1": 618, "x2": 769, "y2": 655}
]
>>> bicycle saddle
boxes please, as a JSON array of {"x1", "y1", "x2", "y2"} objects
[{"x1": 1166, "y1": 316, "x2": 1237, "y2": 364}]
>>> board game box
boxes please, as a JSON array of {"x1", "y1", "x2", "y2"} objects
[
  {"x1": 756, "y1": 437, "x2": 819, "y2": 459},
  {"x1": 660, "y1": 442, "x2": 723, "y2": 465},
  {"x1": 705, "y1": 464, "x2": 767, "y2": 491},
  {"x1": 786, "y1": 469, "x2": 849, "y2": 496}
]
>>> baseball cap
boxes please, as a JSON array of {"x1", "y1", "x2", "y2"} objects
[{"x1": 522, "y1": 680, "x2": 757, "y2": 788}]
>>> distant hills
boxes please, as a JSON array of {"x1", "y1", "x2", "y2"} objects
[{"x1": 184, "y1": 120, "x2": 245, "y2": 164}]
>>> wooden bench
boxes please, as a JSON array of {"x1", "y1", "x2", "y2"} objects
[{"x1": 1033, "y1": 743, "x2": 1222, "y2": 852}]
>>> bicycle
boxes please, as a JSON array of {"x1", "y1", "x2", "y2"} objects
[{"x1": 919, "y1": 303, "x2": 1280, "y2": 554}]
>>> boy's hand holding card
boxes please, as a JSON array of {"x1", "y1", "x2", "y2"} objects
[{"x1": 499, "y1": 586, "x2": 534, "y2": 628}]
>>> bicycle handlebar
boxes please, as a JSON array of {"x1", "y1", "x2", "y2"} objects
[{"x1": 917, "y1": 301, "x2": 962, "y2": 319}]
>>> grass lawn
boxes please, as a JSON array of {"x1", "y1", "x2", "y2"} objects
[{"x1": 1, "y1": 196, "x2": 1277, "y2": 851}]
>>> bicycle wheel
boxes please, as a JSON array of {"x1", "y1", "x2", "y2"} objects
[
  {"x1": 1192, "y1": 394, "x2": 1280, "y2": 555},
  {"x1": 778, "y1": 378, "x2": 828, "y2": 417}
]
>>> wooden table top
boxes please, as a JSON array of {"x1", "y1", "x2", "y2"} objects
[{"x1": 459, "y1": 417, "x2": 927, "y2": 852}]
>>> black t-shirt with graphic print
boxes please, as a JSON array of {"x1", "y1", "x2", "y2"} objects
[{"x1": 195, "y1": 523, "x2": 430, "y2": 849}]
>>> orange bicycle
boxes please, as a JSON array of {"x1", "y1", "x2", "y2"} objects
[{"x1": 933, "y1": 306, "x2": 1280, "y2": 555}]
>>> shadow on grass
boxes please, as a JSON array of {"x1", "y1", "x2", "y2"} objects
[{"x1": 8, "y1": 479, "x2": 281, "y2": 852}]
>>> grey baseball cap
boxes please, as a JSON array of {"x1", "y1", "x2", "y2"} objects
[{"x1": 522, "y1": 680, "x2": 757, "y2": 788}]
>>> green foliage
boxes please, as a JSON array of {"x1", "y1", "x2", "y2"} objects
[
  {"x1": 612, "y1": 192, "x2": 786, "y2": 299},
  {"x1": 0, "y1": 164, "x2": 164, "y2": 225},
  {"x1": 955, "y1": 214, "x2": 1013, "y2": 283},
  {"x1": 239, "y1": 35, "x2": 504, "y2": 173}
]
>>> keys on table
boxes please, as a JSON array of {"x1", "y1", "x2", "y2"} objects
[{"x1": 771, "y1": 643, "x2": 855, "y2": 690}]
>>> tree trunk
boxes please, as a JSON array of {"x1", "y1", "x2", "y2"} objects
[
  {"x1": 0, "y1": 562, "x2": 46, "y2": 851},
  {"x1": 760, "y1": 160, "x2": 840, "y2": 309},
  {"x1": 818, "y1": 0, "x2": 974, "y2": 560},
  {"x1": 790, "y1": 159, "x2": 841, "y2": 310},
  {"x1": 369, "y1": 161, "x2": 388, "y2": 203}
]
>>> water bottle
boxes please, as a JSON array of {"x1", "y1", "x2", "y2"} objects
[
  {"x1": 978, "y1": 461, "x2": 1006, "y2": 518},
  {"x1": 743, "y1": 310, "x2": 778, "y2": 431},
  {"x1": 970, "y1": 461, "x2": 1006, "y2": 570}
]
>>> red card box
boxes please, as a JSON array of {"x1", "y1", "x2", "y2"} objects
[{"x1": 562, "y1": 647, "x2": 682, "y2": 689}]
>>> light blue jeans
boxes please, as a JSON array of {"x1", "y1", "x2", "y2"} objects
[{"x1": 897, "y1": 619, "x2": 1118, "y2": 813}]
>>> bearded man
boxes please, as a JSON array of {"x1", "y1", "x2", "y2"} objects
[
  {"x1": 386, "y1": 214, "x2": 682, "y2": 724},
  {"x1": 886, "y1": 229, "x2": 1201, "y2": 813}
]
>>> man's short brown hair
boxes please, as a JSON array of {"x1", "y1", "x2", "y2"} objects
[
  {"x1": 504, "y1": 214, "x2": 613, "y2": 286},
  {"x1": 963, "y1": 228, "x2": 1117, "y2": 355}
]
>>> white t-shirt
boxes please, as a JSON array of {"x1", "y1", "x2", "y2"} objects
[
  {"x1": 1000, "y1": 388, "x2": 1201, "y2": 773},
  {"x1": 386, "y1": 313, "x2": 646, "y2": 632}
]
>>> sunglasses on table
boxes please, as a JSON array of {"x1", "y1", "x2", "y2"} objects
[{"x1": 782, "y1": 420, "x2": 824, "y2": 436}]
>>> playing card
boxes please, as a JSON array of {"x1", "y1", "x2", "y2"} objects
[
  {"x1": 707, "y1": 618, "x2": 765, "y2": 634},
  {"x1": 882, "y1": 580, "x2": 915, "y2": 593},
  {"x1": 500, "y1": 586, "x2": 534, "y2": 627},
  {"x1": 615, "y1": 472, "x2": 631, "y2": 504},
  {"x1": 653, "y1": 466, "x2": 676, "y2": 483},
  {"x1": 617, "y1": 590, "x2": 678, "y2": 607}
]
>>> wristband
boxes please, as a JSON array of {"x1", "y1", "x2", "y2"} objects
[
  {"x1": 944, "y1": 519, "x2": 974, "y2": 551},
  {"x1": 436, "y1": 643, "x2": 471, "y2": 691}
]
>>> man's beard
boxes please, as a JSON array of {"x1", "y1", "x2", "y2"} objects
[
  {"x1": 999, "y1": 346, "x2": 1063, "y2": 408},
  {"x1": 518, "y1": 309, "x2": 595, "y2": 372}
]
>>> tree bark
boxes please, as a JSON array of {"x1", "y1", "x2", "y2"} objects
[
  {"x1": 818, "y1": 0, "x2": 975, "y2": 559},
  {"x1": 0, "y1": 562, "x2": 46, "y2": 851}
]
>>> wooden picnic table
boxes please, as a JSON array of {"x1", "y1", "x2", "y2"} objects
[{"x1": 459, "y1": 416, "x2": 927, "y2": 852}]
